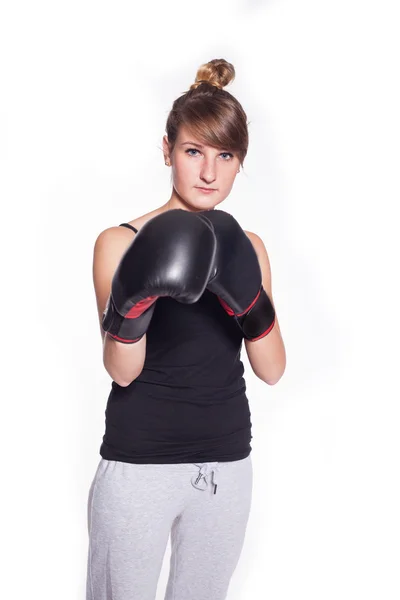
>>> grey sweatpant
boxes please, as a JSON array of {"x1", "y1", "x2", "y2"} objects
[{"x1": 86, "y1": 455, "x2": 253, "y2": 600}]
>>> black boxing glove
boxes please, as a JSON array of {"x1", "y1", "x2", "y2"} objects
[
  {"x1": 102, "y1": 209, "x2": 216, "y2": 343},
  {"x1": 200, "y1": 209, "x2": 275, "y2": 341}
]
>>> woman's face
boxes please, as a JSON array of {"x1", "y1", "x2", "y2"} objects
[{"x1": 163, "y1": 124, "x2": 241, "y2": 210}]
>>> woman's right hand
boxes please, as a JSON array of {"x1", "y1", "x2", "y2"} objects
[{"x1": 102, "y1": 209, "x2": 216, "y2": 344}]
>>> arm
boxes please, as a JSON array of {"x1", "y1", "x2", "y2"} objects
[
  {"x1": 93, "y1": 227, "x2": 146, "y2": 386},
  {"x1": 243, "y1": 231, "x2": 286, "y2": 385}
]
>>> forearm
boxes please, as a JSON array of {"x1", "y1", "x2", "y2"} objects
[
  {"x1": 103, "y1": 332, "x2": 146, "y2": 386},
  {"x1": 244, "y1": 314, "x2": 286, "y2": 385}
]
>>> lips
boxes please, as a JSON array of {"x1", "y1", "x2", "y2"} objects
[{"x1": 196, "y1": 187, "x2": 216, "y2": 191}]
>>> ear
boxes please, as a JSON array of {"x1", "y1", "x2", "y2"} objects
[{"x1": 162, "y1": 135, "x2": 170, "y2": 160}]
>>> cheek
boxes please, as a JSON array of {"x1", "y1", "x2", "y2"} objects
[
  {"x1": 173, "y1": 159, "x2": 197, "y2": 184},
  {"x1": 220, "y1": 169, "x2": 237, "y2": 189}
]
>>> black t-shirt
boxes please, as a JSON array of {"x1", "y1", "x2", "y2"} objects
[{"x1": 99, "y1": 223, "x2": 253, "y2": 463}]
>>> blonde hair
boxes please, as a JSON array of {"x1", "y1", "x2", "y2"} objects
[{"x1": 165, "y1": 58, "x2": 249, "y2": 167}]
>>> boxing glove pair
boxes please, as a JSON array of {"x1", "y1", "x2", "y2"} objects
[{"x1": 102, "y1": 208, "x2": 275, "y2": 343}]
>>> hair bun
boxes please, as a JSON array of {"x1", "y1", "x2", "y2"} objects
[{"x1": 190, "y1": 58, "x2": 235, "y2": 91}]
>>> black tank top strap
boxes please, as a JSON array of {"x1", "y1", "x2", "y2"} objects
[{"x1": 119, "y1": 223, "x2": 138, "y2": 233}]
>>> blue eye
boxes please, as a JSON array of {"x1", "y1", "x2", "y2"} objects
[
  {"x1": 186, "y1": 148, "x2": 200, "y2": 156},
  {"x1": 185, "y1": 148, "x2": 234, "y2": 160}
]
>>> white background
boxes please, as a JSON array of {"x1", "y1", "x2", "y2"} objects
[{"x1": 1, "y1": 1, "x2": 399, "y2": 598}]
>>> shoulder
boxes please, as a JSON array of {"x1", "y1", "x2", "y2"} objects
[
  {"x1": 94, "y1": 224, "x2": 136, "y2": 249},
  {"x1": 94, "y1": 225, "x2": 132, "y2": 243},
  {"x1": 93, "y1": 227, "x2": 137, "y2": 275},
  {"x1": 244, "y1": 230, "x2": 269, "y2": 261},
  {"x1": 244, "y1": 230, "x2": 273, "y2": 295},
  {"x1": 93, "y1": 207, "x2": 164, "y2": 274},
  {"x1": 94, "y1": 207, "x2": 163, "y2": 248},
  {"x1": 92, "y1": 223, "x2": 141, "y2": 331},
  {"x1": 92, "y1": 225, "x2": 138, "y2": 300},
  {"x1": 123, "y1": 207, "x2": 165, "y2": 233}
]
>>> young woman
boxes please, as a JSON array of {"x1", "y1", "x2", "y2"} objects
[{"x1": 87, "y1": 58, "x2": 286, "y2": 600}]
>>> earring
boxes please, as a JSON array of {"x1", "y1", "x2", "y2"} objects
[{"x1": 165, "y1": 161, "x2": 170, "y2": 166}]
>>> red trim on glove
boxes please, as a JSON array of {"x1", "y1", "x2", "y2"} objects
[
  {"x1": 248, "y1": 318, "x2": 276, "y2": 342},
  {"x1": 217, "y1": 288, "x2": 263, "y2": 318},
  {"x1": 236, "y1": 288, "x2": 261, "y2": 317},
  {"x1": 106, "y1": 332, "x2": 143, "y2": 344},
  {"x1": 217, "y1": 296, "x2": 235, "y2": 315},
  {"x1": 125, "y1": 296, "x2": 157, "y2": 318}
]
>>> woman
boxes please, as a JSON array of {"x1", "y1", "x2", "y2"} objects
[{"x1": 87, "y1": 58, "x2": 286, "y2": 600}]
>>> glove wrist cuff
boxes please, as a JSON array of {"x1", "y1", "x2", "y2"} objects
[
  {"x1": 238, "y1": 287, "x2": 276, "y2": 341},
  {"x1": 102, "y1": 296, "x2": 155, "y2": 343}
]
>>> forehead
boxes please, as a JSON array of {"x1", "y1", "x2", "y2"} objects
[
  {"x1": 176, "y1": 125, "x2": 226, "y2": 153},
  {"x1": 176, "y1": 124, "x2": 202, "y2": 143}
]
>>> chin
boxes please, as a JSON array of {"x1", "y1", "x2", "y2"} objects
[
  {"x1": 183, "y1": 198, "x2": 217, "y2": 212},
  {"x1": 193, "y1": 195, "x2": 226, "y2": 211}
]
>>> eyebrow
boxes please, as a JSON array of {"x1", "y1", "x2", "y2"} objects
[
  {"x1": 181, "y1": 141, "x2": 205, "y2": 148},
  {"x1": 181, "y1": 141, "x2": 233, "y2": 153}
]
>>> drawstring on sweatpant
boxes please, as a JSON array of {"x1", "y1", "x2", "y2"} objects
[{"x1": 191, "y1": 462, "x2": 220, "y2": 495}]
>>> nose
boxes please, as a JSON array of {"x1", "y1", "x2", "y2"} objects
[{"x1": 200, "y1": 158, "x2": 217, "y2": 184}]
